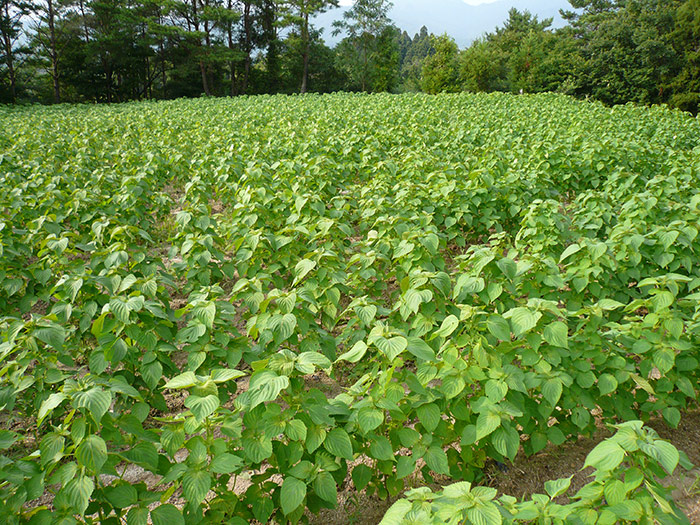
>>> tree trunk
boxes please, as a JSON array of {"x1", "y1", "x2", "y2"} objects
[
  {"x1": 104, "y1": 59, "x2": 112, "y2": 102},
  {"x1": 361, "y1": 41, "x2": 367, "y2": 92},
  {"x1": 46, "y1": 0, "x2": 60, "y2": 103},
  {"x1": 242, "y1": 1, "x2": 252, "y2": 94},
  {"x1": 203, "y1": 0, "x2": 212, "y2": 94},
  {"x1": 300, "y1": 11, "x2": 309, "y2": 93},
  {"x1": 200, "y1": 61, "x2": 211, "y2": 95},
  {"x1": 160, "y1": 39, "x2": 167, "y2": 98},
  {"x1": 227, "y1": 0, "x2": 237, "y2": 95},
  {"x1": 78, "y1": 0, "x2": 89, "y2": 42},
  {"x1": 262, "y1": 0, "x2": 279, "y2": 93},
  {"x1": 1, "y1": 3, "x2": 16, "y2": 102}
]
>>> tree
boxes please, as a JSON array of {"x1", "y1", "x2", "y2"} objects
[
  {"x1": 668, "y1": 0, "x2": 700, "y2": 113},
  {"x1": 421, "y1": 33, "x2": 460, "y2": 94},
  {"x1": 507, "y1": 27, "x2": 579, "y2": 94},
  {"x1": 457, "y1": 8, "x2": 562, "y2": 95},
  {"x1": 0, "y1": 0, "x2": 30, "y2": 102},
  {"x1": 563, "y1": 0, "x2": 680, "y2": 106},
  {"x1": 32, "y1": 0, "x2": 66, "y2": 102},
  {"x1": 398, "y1": 26, "x2": 434, "y2": 92},
  {"x1": 279, "y1": 0, "x2": 337, "y2": 93},
  {"x1": 259, "y1": 0, "x2": 281, "y2": 92},
  {"x1": 460, "y1": 38, "x2": 508, "y2": 93},
  {"x1": 279, "y1": 25, "x2": 345, "y2": 92},
  {"x1": 333, "y1": 0, "x2": 396, "y2": 92}
]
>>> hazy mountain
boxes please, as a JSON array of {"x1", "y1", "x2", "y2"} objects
[{"x1": 315, "y1": 0, "x2": 572, "y2": 48}]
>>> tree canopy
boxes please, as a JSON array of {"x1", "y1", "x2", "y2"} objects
[{"x1": 1, "y1": 0, "x2": 698, "y2": 113}]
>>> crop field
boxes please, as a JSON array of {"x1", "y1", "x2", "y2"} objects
[{"x1": 1, "y1": 93, "x2": 700, "y2": 524}]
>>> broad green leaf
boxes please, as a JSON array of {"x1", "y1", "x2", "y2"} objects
[
  {"x1": 105, "y1": 483, "x2": 138, "y2": 509},
  {"x1": 357, "y1": 407, "x2": 384, "y2": 432},
  {"x1": 296, "y1": 351, "x2": 332, "y2": 374},
  {"x1": 126, "y1": 507, "x2": 149, "y2": 525},
  {"x1": 293, "y1": 259, "x2": 316, "y2": 285},
  {"x1": 285, "y1": 419, "x2": 308, "y2": 441},
  {"x1": 357, "y1": 305, "x2": 377, "y2": 326},
  {"x1": 210, "y1": 368, "x2": 245, "y2": 383},
  {"x1": 375, "y1": 336, "x2": 407, "y2": 360},
  {"x1": 542, "y1": 378, "x2": 563, "y2": 406},
  {"x1": 454, "y1": 275, "x2": 485, "y2": 299},
  {"x1": 72, "y1": 388, "x2": 112, "y2": 422},
  {"x1": 369, "y1": 435, "x2": 394, "y2": 461},
  {"x1": 211, "y1": 453, "x2": 243, "y2": 474},
  {"x1": 151, "y1": 504, "x2": 185, "y2": 525},
  {"x1": 608, "y1": 501, "x2": 643, "y2": 521},
  {"x1": 337, "y1": 340, "x2": 368, "y2": 363},
  {"x1": 396, "y1": 455, "x2": 415, "y2": 479},
  {"x1": 487, "y1": 315, "x2": 511, "y2": 341},
  {"x1": 433, "y1": 315, "x2": 459, "y2": 338},
  {"x1": 38, "y1": 392, "x2": 66, "y2": 422},
  {"x1": 504, "y1": 308, "x2": 540, "y2": 338},
  {"x1": 603, "y1": 479, "x2": 627, "y2": 506},
  {"x1": 378, "y1": 500, "x2": 411, "y2": 525},
  {"x1": 109, "y1": 298, "x2": 131, "y2": 324},
  {"x1": 280, "y1": 476, "x2": 306, "y2": 515},
  {"x1": 420, "y1": 233, "x2": 439, "y2": 254},
  {"x1": 123, "y1": 442, "x2": 159, "y2": 471},
  {"x1": 274, "y1": 313, "x2": 297, "y2": 341},
  {"x1": 417, "y1": 403, "x2": 441, "y2": 432},
  {"x1": 163, "y1": 371, "x2": 198, "y2": 389},
  {"x1": 466, "y1": 503, "x2": 502, "y2": 525},
  {"x1": 598, "y1": 373, "x2": 618, "y2": 395},
  {"x1": 185, "y1": 394, "x2": 220, "y2": 422},
  {"x1": 491, "y1": 426, "x2": 519, "y2": 461},
  {"x1": 0, "y1": 430, "x2": 19, "y2": 450},
  {"x1": 75, "y1": 435, "x2": 107, "y2": 474},
  {"x1": 559, "y1": 243, "x2": 581, "y2": 262},
  {"x1": 544, "y1": 477, "x2": 572, "y2": 498},
  {"x1": 324, "y1": 428, "x2": 353, "y2": 460},
  {"x1": 194, "y1": 302, "x2": 216, "y2": 329},
  {"x1": 424, "y1": 446, "x2": 449, "y2": 475},
  {"x1": 182, "y1": 469, "x2": 211, "y2": 504},
  {"x1": 63, "y1": 474, "x2": 95, "y2": 515},
  {"x1": 584, "y1": 440, "x2": 625, "y2": 471},
  {"x1": 40, "y1": 432, "x2": 65, "y2": 466},
  {"x1": 650, "y1": 440, "x2": 680, "y2": 474},
  {"x1": 476, "y1": 412, "x2": 500, "y2": 441},
  {"x1": 543, "y1": 321, "x2": 568, "y2": 348},
  {"x1": 653, "y1": 348, "x2": 675, "y2": 375},
  {"x1": 313, "y1": 471, "x2": 337, "y2": 503},
  {"x1": 392, "y1": 240, "x2": 414, "y2": 259},
  {"x1": 33, "y1": 324, "x2": 66, "y2": 350},
  {"x1": 352, "y1": 464, "x2": 372, "y2": 491},
  {"x1": 406, "y1": 336, "x2": 435, "y2": 361},
  {"x1": 662, "y1": 407, "x2": 681, "y2": 428}
]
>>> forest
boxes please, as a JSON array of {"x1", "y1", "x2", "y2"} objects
[{"x1": 1, "y1": 0, "x2": 699, "y2": 113}]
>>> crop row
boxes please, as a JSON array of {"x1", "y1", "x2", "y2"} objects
[{"x1": 0, "y1": 93, "x2": 699, "y2": 523}]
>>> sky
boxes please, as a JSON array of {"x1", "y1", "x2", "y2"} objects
[
  {"x1": 338, "y1": 0, "x2": 502, "y2": 4},
  {"x1": 319, "y1": 0, "x2": 571, "y2": 47}
]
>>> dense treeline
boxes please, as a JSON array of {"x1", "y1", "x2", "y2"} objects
[{"x1": 1, "y1": 0, "x2": 699, "y2": 113}]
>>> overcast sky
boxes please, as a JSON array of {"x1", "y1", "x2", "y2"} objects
[
  {"x1": 321, "y1": 0, "x2": 570, "y2": 47},
  {"x1": 338, "y1": 0, "x2": 502, "y2": 4}
]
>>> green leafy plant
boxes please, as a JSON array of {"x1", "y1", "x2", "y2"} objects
[
  {"x1": 380, "y1": 422, "x2": 693, "y2": 524},
  {"x1": 0, "y1": 92, "x2": 698, "y2": 523}
]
